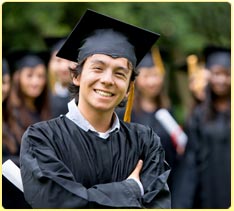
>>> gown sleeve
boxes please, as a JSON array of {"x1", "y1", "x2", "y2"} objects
[
  {"x1": 20, "y1": 125, "x2": 142, "y2": 208},
  {"x1": 139, "y1": 126, "x2": 171, "y2": 208}
]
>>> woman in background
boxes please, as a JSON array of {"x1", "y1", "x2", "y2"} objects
[
  {"x1": 7, "y1": 50, "x2": 51, "y2": 146},
  {"x1": 2, "y1": 57, "x2": 19, "y2": 163},
  {"x1": 2, "y1": 57, "x2": 31, "y2": 208},
  {"x1": 185, "y1": 46, "x2": 231, "y2": 208},
  {"x1": 176, "y1": 47, "x2": 231, "y2": 209}
]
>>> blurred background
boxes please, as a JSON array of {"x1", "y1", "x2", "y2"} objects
[{"x1": 2, "y1": 1, "x2": 231, "y2": 123}]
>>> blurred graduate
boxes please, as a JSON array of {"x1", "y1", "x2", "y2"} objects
[
  {"x1": 186, "y1": 46, "x2": 231, "y2": 208},
  {"x1": 177, "y1": 46, "x2": 231, "y2": 209},
  {"x1": 5, "y1": 50, "x2": 51, "y2": 160},
  {"x1": 2, "y1": 57, "x2": 31, "y2": 208},
  {"x1": 45, "y1": 37, "x2": 72, "y2": 117}
]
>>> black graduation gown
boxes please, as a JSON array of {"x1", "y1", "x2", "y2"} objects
[
  {"x1": 2, "y1": 123, "x2": 31, "y2": 208},
  {"x1": 116, "y1": 108, "x2": 178, "y2": 197},
  {"x1": 187, "y1": 105, "x2": 231, "y2": 208},
  {"x1": 20, "y1": 116, "x2": 171, "y2": 208},
  {"x1": 50, "y1": 93, "x2": 70, "y2": 118},
  {"x1": 131, "y1": 109, "x2": 177, "y2": 170}
]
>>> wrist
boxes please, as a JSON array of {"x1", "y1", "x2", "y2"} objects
[{"x1": 126, "y1": 178, "x2": 144, "y2": 196}]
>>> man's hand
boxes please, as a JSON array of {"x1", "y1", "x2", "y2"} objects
[{"x1": 128, "y1": 160, "x2": 143, "y2": 181}]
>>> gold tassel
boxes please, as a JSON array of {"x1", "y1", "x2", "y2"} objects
[
  {"x1": 186, "y1": 54, "x2": 198, "y2": 77},
  {"x1": 123, "y1": 81, "x2": 135, "y2": 123},
  {"x1": 152, "y1": 47, "x2": 165, "y2": 76}
]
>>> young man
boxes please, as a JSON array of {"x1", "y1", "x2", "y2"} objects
[{"x1": 20, "y1": 9, "x2": 171, "y2": 208}]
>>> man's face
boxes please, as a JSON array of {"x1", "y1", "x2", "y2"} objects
[{"x1": 73, "y1": 54, "x2": 132, "y2": 114}]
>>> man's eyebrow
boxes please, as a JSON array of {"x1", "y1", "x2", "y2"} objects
[
  {"x1": 90, "y1": 59, "x2": 130, "y2": 73},
  {"x1": 116, "y1": 66, "x2": 130, "y2": 73},
  {"x1": 90, "y1": 59, "x2": 105, "y2": 65}
]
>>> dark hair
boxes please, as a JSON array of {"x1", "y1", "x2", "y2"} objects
[
  {"x1": 202, "y1": 84, "x2": 231, "y2": 122},
  {"x1": 7, "y1": 66, "x2": 52, "y2": 143},
  {"x1": 134, "y1": 73, "x2": 170, "y2": 113},
  {"x1": 2, "y1": 90, "x2": 21, "y2": 155},
  {"x1": 68, "y1": 58, "x2": 138, "y2": 107}
]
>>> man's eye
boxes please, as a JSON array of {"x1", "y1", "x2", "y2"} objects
[
  {"x1": 116, "y1": 72, "x2": 126, "y2": 78},
  {"x1": 117, "y1": 72, "x2": 124, "y2": 76},
  {"x1": 93, "y1": 67, "x2": 103, "y2": 71},
  {"x1": 26, "y1": 74, "x2": 33, "y2": 78}
]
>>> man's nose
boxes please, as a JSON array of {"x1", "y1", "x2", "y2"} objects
[{"x1": 100, "y1": 70, "x2": 114, "y2": 85}]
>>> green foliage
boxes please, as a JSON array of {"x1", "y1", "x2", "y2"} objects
[
  {"x1": 2, "y1": 2, "x2": 231, "y2": 123},
  {"x1": 3, "y1": 2, "x2": 230, "y2": 54}
]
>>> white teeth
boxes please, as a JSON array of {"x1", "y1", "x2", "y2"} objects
[{"x1": 95, "y1": 89, "x2": 112, "y2": 97}]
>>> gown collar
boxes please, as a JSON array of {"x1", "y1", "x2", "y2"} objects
[{"x1": 66, "y1": 99, "x2": 120, "y2": 139}]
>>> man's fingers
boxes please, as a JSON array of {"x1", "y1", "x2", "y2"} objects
[
  {"x1": 128, "y1": 160, "x2": 143, "y2": 180},
  {"x1": 134, "y1": 160, "x2": 143, "y2": 174}
]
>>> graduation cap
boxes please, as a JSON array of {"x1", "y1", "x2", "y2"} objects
[
  {"x1": 6, "y1": 50, "x2": 49, "y2": 75},
  {"x1": 56, "y1": 9, "x2": 160, "y2": 68},
  {"x1": 56, "y1": 9, "x2": 160, "y2": 122},
  {"x1": 137, "y1": 51, "x2": 155, "y2": 68},
  {"x1": 2, "y1": 58, "x2": 10, "y2": 76},
  {"x1": 44, "y1": 37, "x2": 66, "y2": 54},
  {"x1": 203, "y1": 46, "x2": 231, "y2": 70},
  {"x1": 137, "y1": 47, "x2": 165, "y2": 76}
]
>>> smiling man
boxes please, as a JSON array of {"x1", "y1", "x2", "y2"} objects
[{"x1": 20, "y1": 9, "x2": 171, "y2": 208}]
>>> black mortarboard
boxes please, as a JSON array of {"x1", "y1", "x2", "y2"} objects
[
  {"x1": 56, "y1": 9, "x2": 160, "y2": 68},
  {"x1": 44, "y1": 37, "x2": 66, "y2": 54},
  {"x1": 2, "y1": 58, "x2": 10, "y2": 76},
  {"x1": 6, "y1": 50, "x2": 49, "y2": 75},
  {"x1": 137, "y1": 52, "x2": 155, "y2": 68},
  {"x1": 137, "y1": 47, "x2": 165, "y2": 76},
  {"x1": 204, "y1": 46, "x2": 231, "y2": 69}
]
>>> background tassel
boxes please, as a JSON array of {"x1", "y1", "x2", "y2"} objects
[
  {"x1": 123, "y1": 81, "x2": 135, "y2": 122},
  {"x1": 152, "y1": 47, "x2": 165, "y2": 76}
]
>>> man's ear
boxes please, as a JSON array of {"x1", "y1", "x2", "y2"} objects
[
  {"x1": 125, "y1": 79, "x2": 132, "y2": 98},
  {"x1": 125, "y1": 91, "x2": 130, "y2": 98},
  {"x1": 73, "y1": 75, "x2": 80, "y2": 86}
]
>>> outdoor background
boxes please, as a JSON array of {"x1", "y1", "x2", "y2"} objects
[{"x1": 2, "y1": 2, "x2": 231, "y2": 124}]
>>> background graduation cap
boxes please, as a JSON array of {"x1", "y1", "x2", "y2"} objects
[
  {"x1": 2, "y1": 58, "x2": 10, "y2": 76},
  {"x1": 203, "y1": 46, "x2": 231, "y2": 70},
  {"x1": 56, "y1": 9, "x2": 160, "y2": 122},
  {"x1": 6, "y1": 50, "x2": 50, "y2": 76},
  {"x1": 137, "y1": 47, "x2": 166, "y2": 76},
  {"x1": 44, "y1": 37, "x2": 66, "y2": 54}
]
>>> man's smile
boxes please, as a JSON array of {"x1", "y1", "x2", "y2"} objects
[{"x1": 94, "y1": 89, "x2": 114, "y2": 97}]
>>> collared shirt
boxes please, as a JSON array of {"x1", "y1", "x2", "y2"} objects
[
  {"x1": 66, "y1": 99, "x2": 120, "y2": 139},
  {"x1": 65, "y1": 98, "x2": 144, "y2": 196}
]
